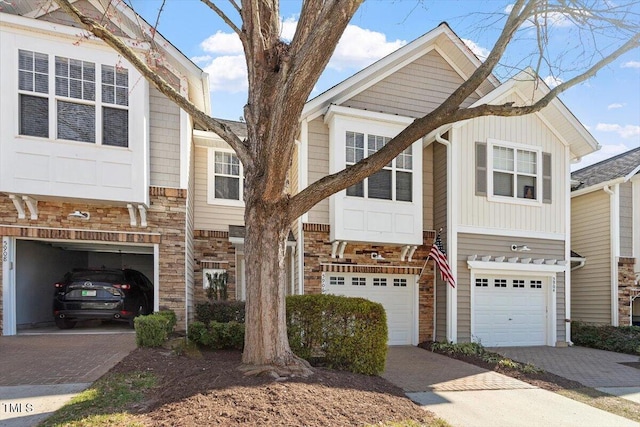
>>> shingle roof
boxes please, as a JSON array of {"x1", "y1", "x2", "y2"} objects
[
  {"x1": 215, "y1": 119, "x2": 247, "y2": 139},
  {"x1": 571, "y1": 146, "x2": 640, "y2": 190}
]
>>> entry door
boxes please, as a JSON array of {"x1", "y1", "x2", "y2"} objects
[{"x1": 473, "y1": 275, "x2": 547, "y2": 346}]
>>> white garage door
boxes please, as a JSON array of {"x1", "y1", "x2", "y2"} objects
[
  {"x1": 324, "y1": 273, "x2": 415, "y2": 345},
  {"x1": 473, "y1": 275, "x2": 547, "y2": 347}
]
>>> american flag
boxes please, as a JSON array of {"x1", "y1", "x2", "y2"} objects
[{"x1": 429, "y1": 232, "x2": 456, "y2": 288}]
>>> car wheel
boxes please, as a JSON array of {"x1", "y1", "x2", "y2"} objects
[{"x1": 55, "y1": 318, "x2": 76, "y2": 329}]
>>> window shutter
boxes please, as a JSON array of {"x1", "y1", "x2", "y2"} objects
[
  {"x1": 542, "y1": 152, "x2": 552, "y2": 204},
  {"x1": 475, "y1": 142, "x2": 487, "y2": 196}
]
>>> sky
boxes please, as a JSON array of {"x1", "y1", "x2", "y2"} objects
[{"x1": 129, "y1": 0, "x2": 640, "y2": 170}]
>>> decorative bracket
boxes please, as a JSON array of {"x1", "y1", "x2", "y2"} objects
[
  {"x1": 137, "y1": 205, "x2": 148, "y2": 227},
  {"x1": 8, "y1": 195, "x2": 26, "y2": 219},
  {"x1": 330, "y1": 241, "x2": 347, "y2": 258},
  {"x1": 22, "y1": 196, "x2": 38, "y2": 220},
  {"x1": 8, "y1": 195, "x2": 37, "y2": 219},
  {"x1": 400, "y1": 245, "x2": 418, "y2": 262},
  {"x1": 126, "y1": 204, "x2": 137, "y2": 226}
]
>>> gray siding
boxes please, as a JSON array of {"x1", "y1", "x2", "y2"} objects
[
  {"x1": 345, "y1": 50, "x2": 480, "y2": 118},
  {"x1": 307, "y1": 118, "x2": 330, "y2": 224},
  {"x1": 620, "y1": 182, "x2": 633, "y2": 257},
  {"x1": 571, "y1": 190, "x2": 612, "y2": 324},
  {"x1": 433, "y1": 142, "x2": 448, "y2": 341},
  {"x1": 186, "y1": 139, "x2": 195, "y2": 323},
  {"x1": 422, "y1": 144, "x2": 434, "y2": 231},
  {"x1": 149, "y1": 87, "x2": 181, "y2": 188},
  {"x1": 457, "y1": 233, "x2": 566, "y2": 343}
]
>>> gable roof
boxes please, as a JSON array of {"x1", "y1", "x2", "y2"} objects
[
  {"x1": 301, "y1": 22, "x2": 500, "y2": 121},
  {"x1": 572, "y1": 146, "x2": 640, "y2": 190},
  {"x1": 1, "y1": 0, "x2": 211, "y2": 114}
]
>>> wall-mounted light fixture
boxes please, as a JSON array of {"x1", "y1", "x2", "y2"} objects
[
  {"x1": 371, "y1": 252, "x2": 385, "y2": 260},
  {"x1": 510, "y1": 244, "x2": 531, "y2": 252},
  {"x1": 68, "y1": 210, "x2": 90, "y2": 220}
]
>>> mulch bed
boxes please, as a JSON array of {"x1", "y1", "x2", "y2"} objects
[{"x1": 109, "y1": 347, "x2": 435, "y2": 426}]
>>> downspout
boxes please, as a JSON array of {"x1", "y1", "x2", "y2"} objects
[
  {"x1": 435, "y1": 131, "x2": 457, "y2": 343},
  {"x1": 604, "y1": 184, "x2": 620, "y2": 326}
]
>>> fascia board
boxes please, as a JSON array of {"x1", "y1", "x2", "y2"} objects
[{"x1": 570, "y1": 177, "x2": 626, "y2": 197}]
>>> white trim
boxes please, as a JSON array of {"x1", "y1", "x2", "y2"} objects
[
  {"x1": 571, "y1": 177, "x2": 626, "y2": 197},
  {"x1": 605, "y1": 184, "x2": 620, "y2": 326},
  {"x1": 633, "y1": 179, "x2": 640, "y2": 274},
  {"x1": 2, "y1": 237, "x2": 16, "y2": 335},
  {"x1": 456, "y1": 225, "x2": 565, "y2": 241},
  {"x1": 486, "y1": 138, "x2": 543, "y2": 205},
  {"x1": 206, "y1": 148, "x2": 245, "y2": 207},
  {"x1": 302, "y1": 24, "x2": 498, "y2": 121},
  {"x1": 564, "y1": 145, "x2": 572, "y2": 343},
  {"x1": 179, "y1": 110, "x2": 190, "y2": 189},
  {"x1": 324, "y1": 105, "x2": 415, "y2": 127},
  {"x1": 445, "y1": 130, "x2": 458, "y2": 343},
  {"x1": 414, "y1": 274, "x2": 420, "y2": 345},
  {"x1": 153, "y1": 244, "x2": 160, "y2": 313},
  {"x1": 467, "y1": 260, "x2": 567, "y2": 273},
  {"x1": 297, "y1": 219, "x2": 304, "y2": 294}
]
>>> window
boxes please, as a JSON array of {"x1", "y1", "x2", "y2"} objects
[
  {"x1": 393, "y1": 278, "x2": 407, "y2": 287},
  {"x1": 512, "y1": 279, "x2": 525, "y2": 288},
  {"x1": 493, "y1": 145, "x2": 537, "y2": 199},
  {"x1": 475, "y1": 278, "x2": 488, "y2": 287},
  {"x1": 330, "y1": 276, "x2": 345, "y2": 286},
  {"x1": 373, "y1": 278, "x2": 387, "y2": 287},
  {"x1": 213, "y1": 151, "x2": 242, "y2": 201},
  {"x1": 351, "y1": 277, "x2": 366, "y2": 286},
  {"x1": 494, "y1": 279, "x2": 507, "y2": 288},
  {"x1": 345, "y1": 131, "x2": 412, "y2": 202},
  {"x1": 18, "y1": 50, "x2": 129, "y2": 147},
  {"x1": 530, "y1": 280, "x2": 542, "y2": 289}
]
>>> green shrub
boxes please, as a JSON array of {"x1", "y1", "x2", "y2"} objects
[
  {"x1": 188, "y1": 320, "x2": 245, "y2": 350},
  {"x1": 286, "y1": 294, "x2": 388, "y2": 375},
  {"x1": 195, "y1": 301, "x2": 245, "y2": 324},
  {"x1": 206, "y1": 271, "x2": 229, "y2": 301},
  {"x1": 571, "y1": 322, "x2": 640, "y2": 355},
  {"x1": 135, "y1": 314, "x2": 169, "y2": 347},
  {"x1": 155, "y1": 310, "x2": 177, "y2": 335}
]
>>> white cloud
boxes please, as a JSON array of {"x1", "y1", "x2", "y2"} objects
[
  {"x1": 191, "y1": 55, "x2": 212, "y2": 65},
  {"x1": 543, "y1": 75, "x2": 563, "y2": 88},
  {"x1": 200, "y1": 31, "x2": 243, "y2": 55},
  {"x1": 621, "y1": 61, "x2": 640, "y2": 69},
  {"x1": 596, "y1": 123, "x2": 640, "y2": 139},
  {"x1": 607, "y1": 103, "x2": 624, "y2": 110},
  {"x1": 280, "y1": 17, "x2": 297, "y2": 41},
  {"x1": 572, "y1": 143, "x2": 631, "y2": 170},
  {"x1": 462, "y1": 39, "x2": 489, "y2": 61},
  {"x1": 328, "y1": 25, "x2": 406, "y2": 71},
  {"x1": 202, "y1": 55, "x2": 247, "y2": 93}
]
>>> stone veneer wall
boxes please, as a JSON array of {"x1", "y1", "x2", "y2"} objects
[
  {"x1": 618, "y1": 257, "x2": 638, "y2": 326},
  {"x1": 302, "y1": 223, "x2": 436, "y2": 342},
  {"x1": 193, "y1": 230, "x2": 239, "y2": 305},
  {"x1": 0, "y1": 187, "x2": 187, "y2": 332}
]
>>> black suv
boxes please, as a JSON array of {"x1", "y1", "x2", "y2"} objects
[{"x1": 53, "y1": 268, "x2": 154, "y2": 329}]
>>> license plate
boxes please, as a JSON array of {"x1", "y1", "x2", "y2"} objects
[{"x1": 82, "y1": 290, "x2": 97, "y2": 297}]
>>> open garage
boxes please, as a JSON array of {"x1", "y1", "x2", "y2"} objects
[{"x1": 2, "y1": 237, "x2": 156, "y2": 335}]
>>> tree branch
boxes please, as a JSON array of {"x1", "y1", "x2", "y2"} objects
[
  {"x1": 52, "y1": 0, "x2": 250, "y2": 164},
  {"x1": 200, "y1": 0, "x2": 242, "y2": 36}
]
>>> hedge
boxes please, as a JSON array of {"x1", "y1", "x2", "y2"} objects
[
  {"x1": 195, "y1": 301, "x2": 245, "y2": 325},
  {"x1": 286, "y1": 294, "x2": 388, "y2": 375},
  {"x1": 188, "y1": 320, "x2": 244, "y2": 350},
  {"x1": 134, "y1": 310, "x2": 176, "y2": 347},
  {"x1": 571, "y1": 322, "x2": 640, "y2": 355}
]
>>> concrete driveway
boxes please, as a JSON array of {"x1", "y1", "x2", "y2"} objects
[
  {"x1": 0, "y1": 332, "x2": 136, "y2": 426},
  {"x1": 383, "y1": 346, "x2": 639, "y2": 427},
  {"x1": 493, "y1": 346, "x2": 640, "y2": 404}
]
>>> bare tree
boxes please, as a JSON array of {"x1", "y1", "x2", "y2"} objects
[{"x1": 53, "y1": 0, "x2": 640, "y2": 376}]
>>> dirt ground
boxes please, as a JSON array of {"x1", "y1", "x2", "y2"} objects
[{"x1": 110, "y1": 347, "x2": 436, "y2": 426}]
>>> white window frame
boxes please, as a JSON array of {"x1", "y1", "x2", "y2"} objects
[
  {"x1": 207, "y1": 148, "x2": 244, "y2": 207},
  {"x1": 345, "y1": 131, "x2": 413, "y2": 202},
  {"x1": 487, "y1": 138, "x2": 542, "y2": 205},
  {"x1": 17, "y1": 49, "x2": 130, "y2": 148}
]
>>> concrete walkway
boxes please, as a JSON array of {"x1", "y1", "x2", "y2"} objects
[
  {"x1": 493, "y1": 346, "x2": 640, "y2": 404},
  {"x1": 0, "y1": 333, "x2": 136, "y2": 426},
  {"x1": 383, "y1": 346, "x2": 640, "y2": 427}
]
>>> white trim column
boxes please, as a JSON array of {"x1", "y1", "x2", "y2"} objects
[{"x1": 2, "y1": 237, "x2": 16, "y2": 336}]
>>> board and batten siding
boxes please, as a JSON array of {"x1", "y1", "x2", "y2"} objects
[
  {"x1": 307, "y1": 118, "x2": 330, "y2": 224},
  {"x1": 457, "y1": 233, "x2": 566, "y2": 343},
  {"x1": 149, "y1": 87, "x2": 181, "y2": 188},
  {"x1": 571, "y1": 190, "x2": 612, "y2": 324},
  {"x1": 433, "y1": 142, "x2": 448, "y2": 341},
  {"x1": 454, "y1": 93, "x2": 568, "y2": 235},
  {"x1": 422, "y1": 144, "x2": 434, "y2": 231},
  {"x1": 193, "y1": 146, "x2": 244, "y2": 231},
  {"x1": 620, "y1": 181, "x2": 633, "y2": 257},
  {"x1": 345, "y1": 50, "x2": 480, "y2": 119}
]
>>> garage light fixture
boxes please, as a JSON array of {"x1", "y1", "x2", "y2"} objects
[
  {"x1": 68, "y1": 210, "x2": 90, "y2": 220},
  {"x1": 510, "y1": 244, "x2": 531, "y2": 252}
]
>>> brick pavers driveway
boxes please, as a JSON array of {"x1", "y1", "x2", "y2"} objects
[
  {"x1": 0, "y1": 333, "x2": 136, "y2": 386},
  {"x1": 493, "y1": 346, "x2": 640, "y2": 388}
]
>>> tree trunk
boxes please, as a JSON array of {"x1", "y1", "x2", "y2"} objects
[{"x1": 239, "y1": 195, "x2": 312, "y2": 377}]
